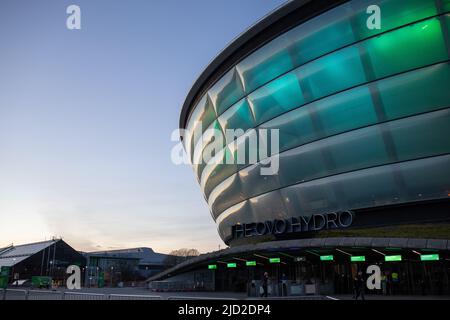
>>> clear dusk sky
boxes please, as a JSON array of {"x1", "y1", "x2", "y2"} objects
[{"x1": 0, "y1": 0, "x2": 286, "y2": 253}]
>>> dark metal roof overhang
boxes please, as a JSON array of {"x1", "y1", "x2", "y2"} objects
[{"x1": 147, "y1": 237, "x2": 450, "y2": 282}]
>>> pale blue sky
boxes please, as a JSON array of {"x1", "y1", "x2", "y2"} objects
[{"x1": 0, "y1": 0, "x2": 286, "y2": 253}]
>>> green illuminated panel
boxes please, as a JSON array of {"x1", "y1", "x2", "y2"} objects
[
  {"x1": 379, "y1": 63, "x2": 450, "y2": 120},
  {"x1": 420, "y1": 254, "x2": 439, "y2": 261},
  {"x1": 385, "y1": 255, "x2": 402, "y2": 262},
  {"x1": 269, "y1": 258, "x2": 281, "y2": 263},
  {"x1": 261, "y1": 85, "x2": 376, "y2": 154},
  {"x1": 208, "y1": 264, "x2": 217, "y2": 270},
  {"x1": 301, "y1": 46, "x2": 366, "y2": 100},
  {"x1": 217, "y1": 98, "x2": 255, "y2": 132},
  {"x1": 246, "y1": 261, "x2": 257, "y2": 266},
  {"x1": 445, "y1": 0, "x2": 450, "y2": 11},
  {"x1": 227, "y1": 263, "x2": 237, "y2": 268},
  {"x1": 320, "y1": 255, "x2": 334, "y2": 261},
  {"x1": 352, "y1": 0, "x2": 438, "y2": 39},
  {"x1": 351, "y1": 256, "x2": 366, "y2": 262},
  {"x1": 287, "y1": 3, "x2": 355, "y2": 65},
  {"x1": 364, "y1": 18, "x2": 447, "y2": 80},
  {"x1": 248, "y1": 72, "x2": 304, "y2": 124}
]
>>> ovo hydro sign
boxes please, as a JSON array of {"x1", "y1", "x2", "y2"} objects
[{"x1": 232, "y1": 211, "x2": 354, "y2": 239}]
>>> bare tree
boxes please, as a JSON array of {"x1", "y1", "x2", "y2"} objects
[{"x1": 164, "y1": 248, "x2": 200, "y2": 267}]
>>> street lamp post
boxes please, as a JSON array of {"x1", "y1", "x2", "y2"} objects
[
  {"x1": 96, "y1": 267, "x2": 99, "y2": 287},
  {"x1": 110, "y1": 266, "x2": 114, "y2": 287},
  {"x1": 12, "y1": 258, "x2": 17, "y2": 286}
]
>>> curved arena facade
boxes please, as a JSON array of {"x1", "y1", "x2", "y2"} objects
[
  {"x1": 181, "y1": 0, "x2": 450, "y2": 246},
  {"x1": 149, "y1": 0, "x2": 450, "y2": 296}
]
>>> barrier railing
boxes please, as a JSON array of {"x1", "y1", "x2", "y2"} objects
[
  {"x1": 167, "y1": 295, "x2": 237, "y2": 300},
  {"x1": 109, "y1": 293, "x2": 161, "y2": 300},
  {"x1": 27, "y1": 289, "x2": 64, "y2": 300},
  {"x1": 0, "y1": 288, "x2": 162, "y2": 300},
  {"x1": 149, "y1": 280, "x2": 196, "y2": 291},
  {"x1": 63, "y1": 291, "x2": 108, "y2": 300}
]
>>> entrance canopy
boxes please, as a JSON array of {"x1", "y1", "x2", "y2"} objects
[{"x1": 147, "y1": 237, "x2": 450, "y2": 282}]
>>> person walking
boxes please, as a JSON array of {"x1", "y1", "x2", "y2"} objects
[
  {"x1": 261, "y1": 272, "x2": 269, "y2": 298},
  {"x1": 391, "y1": 271, "x2": 399, "y2": 295},
  {"x1": 354, "y1": 271, "x2": 365, "y2": 300},
  {"x1": 381, "y1": 272, "x2": 387, "y2": 295}
]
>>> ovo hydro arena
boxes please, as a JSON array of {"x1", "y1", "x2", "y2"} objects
[{"x1": 150, "y1": 0, "x2": 450, "y2": 296}]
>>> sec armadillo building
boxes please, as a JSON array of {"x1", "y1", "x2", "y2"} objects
[{"x1": 152, "y1": 0, "x2": 450, "y2": 296}]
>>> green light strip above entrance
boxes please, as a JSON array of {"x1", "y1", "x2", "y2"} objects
[
  {"x1": 420, "y1": 254, "x2": 439, "y2": 261},
  {"x1": 351, "y1": 256, "x2": 366, "y2": 262},
  {"x1": 385, "y1": 255, "x2": 402, "y2": 262},
  {"x1": 320, "y1": 255, "x2": 334, "y2": 261}
]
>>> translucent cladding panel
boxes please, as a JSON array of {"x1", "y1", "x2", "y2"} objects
[
  {"x1": 248, "y1": 190, "x2": 289, "y2": 222},
  {"x1": 280, "y1": 155, "x2": 450, "y2": 220},
  {"x1": 364, "y1": 18, "x2": 447, "y2": 80},
  {"x1": 248, "y1": 71, "x2": 304, "y2": 125},
  {"x1": 201, "y1": 148, "x2": 237, "y2": 199},
  {"x1": 447, "y1": 14, "x2": 450, "y2": 36},
  {"x1": 238, "y1": 162, "x2": 281, "y2": 202},
  {"x1": 216, "y1": 155, "x2": 450, "y2": 241},
  {"x1": 228, "y1": 129, "x2": 260, "y2": 170},
  {"x1": 208, "y1": 67, "x2": 245, "y2": 115},
  {"x1": 186, "y1": 94, "x2": 216, "y2": 158},
  {"x1": 277, "y1": 124, "x2": 388, "y2": 187},
  {"x1": 217, "y1": 98, "x2": 255, "y2": 133},
  {"x1": 277, "y1": 142, "x2": 329, "y2": 187},
  {"x1": 379, "y1": 62, "x2": 450, "y2": 120},
  {"x1": 388, "y1": 109, "x2": 450, "y2": 161},
  {"x1": 237, "y1": 34, "x2": 294, "y2": 94},
  {"x1": 260, "y1": 86, "x2": 376, "y2": 154},
  {"x1": 286, "y1": 2, "x2": 356, "y2": 65},
  {"x1": 281, "y1": 177, "x2": 343, "y2": 216},
  {"x1": 192, "y1": 120, "x2": 225, "y2": 180},
  {"x1": 400, "y1": 154, "x2": 450, "y2": 200},
  {"x1": 216, "y1": 201, "x2": 253, "y2": 240},
  {"x1": 260, "y1": 103, "x2": 316, "y2": 153},
  {"x1": 192, "y1": 120, "x2": 217, "y2": 166},
  {"x1": 314, "y1": 85, "x2": 377, "y2": 136},
  {"x1": 350, "y1": 0, "x2": 438, "y2": 39},
  {"x1": 300, "y1": 46, "x2": 366, "y2": 101},
  {"x1": 208, "y1": 174, "x2": 245, "y2": 218},
  {"x1": 327, "y1": 125, "x2": 389, "y2": 172},
  {"x1": 200, "y1": 146, "x2": 231, "y2": 189},
  {"x1": 281, "y1": 163, "x2": 400, "y2": 217}
]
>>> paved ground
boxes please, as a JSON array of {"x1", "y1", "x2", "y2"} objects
[
  {"x1": 330, "y1": 294, "x2": 450, "y2": 300},
  {"x1": 71, "y1": 287, "x2": 248, "y2": 299},
  {"x1": 2, "y1": 287, "x2": 246, "y2": 300},
  {"x1": 3, "y1": 287, "x2": 450, "y2": 300}
]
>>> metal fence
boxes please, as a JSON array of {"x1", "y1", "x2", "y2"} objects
[
  {"x1": 0, "y1": 288, "x2": 162, "y2": 300},
  {"x1": 167, "y1": 295, "x2": 237, "y2": 300},
  {"x1": 149, "y1": 280, "x2": 196, "y2": 291}
]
